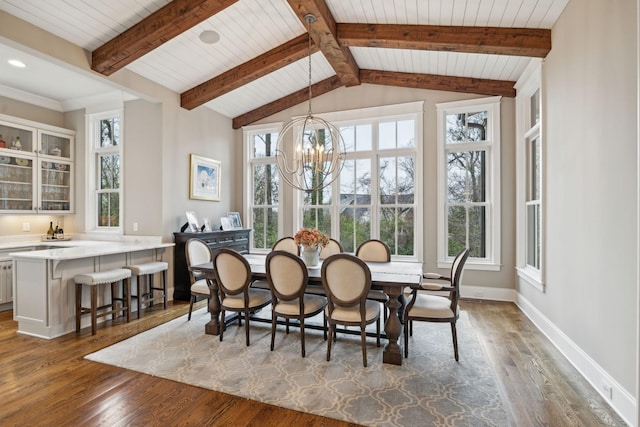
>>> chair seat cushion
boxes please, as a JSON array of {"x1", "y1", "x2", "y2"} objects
[
  {"x1": 74, "y1": 268, "x2": 131, "y2": 285},
  {"x1": 326, "y1": 300, "x2": 380, "y2": 323},
  {"x1": 274, "y1": 294, "x2": 326, "y2": 316},
  {"x1": 222, "y1": 288, "x2": 271, "y2": 310},
  {"x1": 124, "y1": 261, "x2": 168, "y2": 275},
  {"x1": 407, "y1": 294, "x2": 455, "y2": 319},
  {"x1": 190, "y1": 279, "x2": 210, "y2": 296}
]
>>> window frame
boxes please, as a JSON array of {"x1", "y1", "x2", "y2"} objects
[
  {"x1": 436, "y1": 96, "x2": 502, "y2": 271},
  {"x1": 295, "y1": 102, "x2": 424, "y2": 261},
  {"x1": 515, "y1": 59, "x2": 545, "y2": 291},
  {"x1": 243, "y1": 123, "x2": 283, "y2": 253},
  {"x1": 85, "y1": 110, "x2": 123, "y2": 234}
]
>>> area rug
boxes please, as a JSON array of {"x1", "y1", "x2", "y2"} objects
[{"x1": 85, "y1": 308, "x2": 507, "y2": 426}]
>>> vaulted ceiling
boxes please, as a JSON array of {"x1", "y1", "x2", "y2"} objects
[{"x1": 0, "y1": 0, "x2": 569, "y2": 128}]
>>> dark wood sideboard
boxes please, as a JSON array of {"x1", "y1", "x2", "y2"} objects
[{"x1": 173, "y1": 229, "x2": 251, "y2": 301}]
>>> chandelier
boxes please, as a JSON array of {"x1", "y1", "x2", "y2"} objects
[{"x1": 275, "y1": 14, "x2": 345, "y2": 193}]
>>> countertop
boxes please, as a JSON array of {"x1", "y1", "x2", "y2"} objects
[{"x1": 8, "y1": 240, "x2": 174, "y2": 261}]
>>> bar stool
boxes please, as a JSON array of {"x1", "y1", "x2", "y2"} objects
[
  {"x1": 124, "y1": 261, "x2": 168, "y2": 319},
  {"x1": 74, "y1": 268, "x2": 132, "y2": 335}
]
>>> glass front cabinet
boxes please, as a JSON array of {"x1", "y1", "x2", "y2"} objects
[{"x1": 0, "y1": 116, "x2": 75, "y2": 214}]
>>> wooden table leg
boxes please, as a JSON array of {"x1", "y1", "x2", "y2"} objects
[
  {"x1": 204, "y1": 277, "x2": 223, "y2": 335},
  {"x1": 382, "y1": 286, "x2": 403, "y2": 365}
]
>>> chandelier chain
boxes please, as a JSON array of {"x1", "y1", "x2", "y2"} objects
[{"x1": 305, "y1": 14, "x2": 315, "y2": 117}]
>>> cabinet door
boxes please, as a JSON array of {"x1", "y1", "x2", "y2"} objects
[
  {"x1": 0, "y1": 120, "x2": 36, "y2": 152},
  {"x1": 39, "y1": 159, "x2": 73, "y2": 212},
  {"x1": 0, "y1": 260, "x2": 12, "y2": 304},
  {"x1": 38, "y1": 129, "x2": 73, "y2": 160},
  {"x1": 0, "y1": 153, "x2": 37, "y2": 213}
]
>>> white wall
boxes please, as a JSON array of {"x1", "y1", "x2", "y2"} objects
[{"x1": 516, "y1": 0, "x2": 638, "y2": 423}]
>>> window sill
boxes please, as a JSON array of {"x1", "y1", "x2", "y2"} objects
[
  {"x1": 516, "y1": 267, "x2": 544, "y2": 292},
  {"x1": 437, "y1": 260, "x2": 501, "y2": 272}
]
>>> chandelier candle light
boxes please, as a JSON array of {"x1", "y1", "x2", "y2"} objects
[
  {"x1": 275, "y1": 14, "x2": 345, "y2": 193},
  {"x1": 294, "y1": 227, "x2": 329, "y2": 267}
]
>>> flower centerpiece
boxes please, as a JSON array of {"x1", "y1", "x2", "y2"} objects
[{"x1": 294, "y1": 227, "x2": 329, "y2": 267}]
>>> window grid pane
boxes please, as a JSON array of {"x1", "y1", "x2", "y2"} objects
[
  {"x1": 529, "y1": 136, "x2": 541, "y2": 201},
  {"x1": 526, "y1": 202, "x2": 541, "y2": 269},
  {"x1": 99, "y1": 117, "x2": 120, "y2": 147},
  {"x1": 447, "y1": 151, "x2": 486, "y2": 203},
  {"x1": 249, "y1": 131, "x2": 280, "y2": 249}
]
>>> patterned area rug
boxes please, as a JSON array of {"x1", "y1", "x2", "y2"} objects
[{"x1": 85, "y1": 308, "x2": 507, "y2": 426}]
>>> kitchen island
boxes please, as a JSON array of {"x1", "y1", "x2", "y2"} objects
[{"x1": 10, "y1": 239, "x2": 173, "y2": 339}]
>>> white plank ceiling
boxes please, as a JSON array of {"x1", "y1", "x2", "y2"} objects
[{"x1": 0, "y1": 0, "x2": 569, "y2": 120}]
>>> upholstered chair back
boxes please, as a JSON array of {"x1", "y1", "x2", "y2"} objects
[
  {"x1": 319, "y1": 238, "x2": 343, "y2": 260},
  {"x1": 355, "y1": 239, "x2": 390, "y2": 262},
  {"x1": 213, "y1": 249, "x2": 251, "y2": 294},
  {"x1": 272, "y1": 236, "x2": 300, "y2": 256},
  {"x1": 322, "y1": 254, "x2": 371, "y2": 306},
  {"x1": 266, "y1": 250, "x2": 307, "y2": 300}
]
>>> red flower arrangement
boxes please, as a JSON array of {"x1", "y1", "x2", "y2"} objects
[{"x1": 294, "y1": 227, "x2": 330, "y2": 248}]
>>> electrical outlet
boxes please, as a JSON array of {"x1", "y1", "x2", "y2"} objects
[
  {"x1": 133, "y1": 222, "x2": 139, "y2": 232},
  {"x1": 601, "y1": 382, "x2": 613, "y2": 400},
  {"x1": 22, "y1": 222, "x2": 30, "y2": 232}
]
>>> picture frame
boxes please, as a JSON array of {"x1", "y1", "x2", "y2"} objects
[
  {"x1": 227, "y1": 212, "x2": 242, "y2": 229},
  {"x1": 220, "y1": 217, "x2": 233, "y2": 231},
  {"x1": 185, "y1": 211, "x2": 200, "y2": 232},
  {"x1": 189, "y1": 154, "x2": 221, "y2": 201},
  {"x1": 202, "y1": 217, "x2": 212, "y2": 232}
]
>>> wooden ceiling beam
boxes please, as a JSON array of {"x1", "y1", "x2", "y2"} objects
[
  {"x1": 92, "y1": 0, "x2": 237, "y2": 75},
  {"x1": 338, "y1": 23, "x2": 551, "y2": 58},
  {"x1": 360, "y1": 69, "x2": 516, "y2": 98},
  {"x1": 232, "y1": 76, "x2": 343, "y2": 129},
  {"x1": 286, "y1": 0, "x2": 360, "y2": 86},
  {"x1": 181, "y1": 34, "x2": 318, "y2": 110}
]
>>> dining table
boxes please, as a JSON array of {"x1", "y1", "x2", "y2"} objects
[{"x1": 190, "y1": 253, "x2": 423, "y2": 365}]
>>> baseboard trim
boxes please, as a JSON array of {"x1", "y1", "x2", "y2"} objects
[
  {"x1": 460, "y1": 285, "x2": 516, "y2": 302},
  {"x1": 515, "y1": 294, "x2": 636, "y2": 427}
]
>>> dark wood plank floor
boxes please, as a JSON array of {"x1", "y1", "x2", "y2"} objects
[{"x1": 0, "y1": 299, "x2": 627, "y2": 426}]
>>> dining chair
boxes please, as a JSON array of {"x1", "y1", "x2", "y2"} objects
[
  {"x1": 185, "y1": 238, "x2": 211, "y2": 321},
  {"x1": 319, "y1": 238, "x2": 343, "y2": 260},
  {"x1": 403, "y1": 247, "x2": 471, "y2": 361},
  {"x1": 266, "y1": 250, "x2": 327, "y2": 357},
  {"x1": 355, "y1": 239, "x2": 390, "y2": 322},
  {"x1": 355, "y1": 239, "x2": 390, "y2": 262},
  {"x1": 321, "y1": 253, "x2": 380, "y2": 367},
  {"x1": 272, "y1": 236, "x2": 300, "y2": 255},
  {"x1": 213, "y1": 248, "x2": 272, "y2": 346}
]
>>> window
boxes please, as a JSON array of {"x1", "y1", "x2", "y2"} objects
[
  {"x1": 436, "y1": 97, "x2": 501, "y2": 270},
  {"x1": 516, "y1": 59, "x2": 544, "y2": 290},
  {"x1": 300, "y1": 102, "x2": 423, "y2": 260},
  {"x1": 86, "y1": 111, "x2": 122, "y2": 233},
  {"x1": 244, "y1": 124, "x2": 282, "y2": 252}
]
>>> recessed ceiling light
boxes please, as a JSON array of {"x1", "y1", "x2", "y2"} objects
[
  {"x1": 8, "y1": 59, "x2": 26, "y2": 68},
  {"x1": 199, "y1": 30, "x2": 220, "y2": 45}
]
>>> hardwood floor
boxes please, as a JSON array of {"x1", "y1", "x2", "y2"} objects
[{"x1": 0, "y1": 299, "x2": 627, "y2": 426}]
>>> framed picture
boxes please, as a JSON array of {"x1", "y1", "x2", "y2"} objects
[
  {"x1": 189, "y1": 154, "x2": 221, "y2": 201},
  {"x1": 227, "y1": 212, "x2": 242, "y2": 229},
  {"x1": 185, "y1": 211, "x2": 200, "y2": 232},
  {"x1": 202, "y1": 217, "x2": 212, "y2": 232},
  {"x1": 220, "y1": 217, "x2": 233, "y2": 231}
]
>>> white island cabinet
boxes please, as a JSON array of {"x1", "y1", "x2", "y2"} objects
[{"x1": 10, "y1": 241, "x2": 173, "y2": 339}]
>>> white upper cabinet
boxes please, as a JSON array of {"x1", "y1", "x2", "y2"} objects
[{"x1": 0, "y1": 114, "x2": 75, "y2": 214}]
